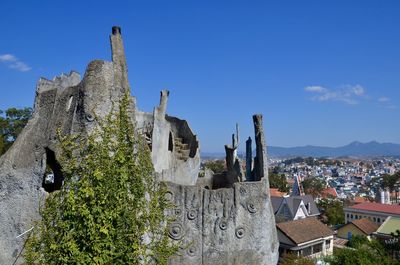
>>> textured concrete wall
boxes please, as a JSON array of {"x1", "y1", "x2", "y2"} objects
[
  {"x1": 166, "y1": 179, "x2": 279, "y2": 265},
  {"x1": 151, "y1": 90, "x2": 171, "y2": 173},
  {"x1": 0, "y1": 28, "x2": 131, "y2": 264}
]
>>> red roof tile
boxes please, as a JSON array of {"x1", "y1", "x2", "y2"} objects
[
  {"x1": 351, "y1": 218, "x2": 379, "y2": 235},
  {"x1": 348, "y1": 202, "x2": 400, "y2": 215},
  {"x1": 353, "y1": 197, "x2": 369, "y2": 204},
  {"x1": 321, "y1": 188, "x2": 338, "y2": 198},
  {"x1": 270, "y1": 188, "x2": 286, "y2": 197}
]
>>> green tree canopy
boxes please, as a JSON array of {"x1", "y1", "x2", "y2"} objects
[
  {"x1": 0, "y1": 107, "x2": 32, "y2": 155},
  {"x1": 269, "y1": 167, "x2": 290, "y2": 192},
  {"x1": 302, "y1": 177, "x2": 326, "y2": 197},
  {"x1": 325, "y1": 237, "x2": 399, "y2": 265},
  {"x1": 23, "y1": 95, "x2": 178, "y2": 264},
  {"x1": 280, "y1": 252, "x2": 315, "y2": 265},
  {"x1": 382, "y1": 172, "x2": 400, "y2": 192},
  {"x1": 203, "y1": 159, "x2": 225, "y2": 174},
  {"x1": 317, "y1": 198, "x2": 345, "y2": 225}
]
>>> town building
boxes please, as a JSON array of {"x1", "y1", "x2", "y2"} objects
[
  {"x1": 337, "y1": 218, "x2": 378, "y2": 240},
  {"x1": 373, "y1": 216, "x2": 400, "y2": 259},
  {"x1": 373, "y1": 216, "x2": 400, "y2": 241},
  {"x1": 271, "y1": 195, "x2": 320, "y2": 223},
  {"x1": 344, "y1": 202, "x2": 400, "y2": 225},
  {"x1": 276, "y1": 218, "x2": 334, "y2": 259}
]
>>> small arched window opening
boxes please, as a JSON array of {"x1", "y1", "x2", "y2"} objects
[{"x1": 42, "y1": 148, "x2": 64, "y2": 192}]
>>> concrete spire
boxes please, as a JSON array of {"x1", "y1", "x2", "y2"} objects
[{"x1": 110, "y1": 26, "x2": 130, "y2": 95}]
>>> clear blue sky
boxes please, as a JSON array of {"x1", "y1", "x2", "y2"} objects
[{"x1": 1, "y1": 1, "x2": 399, "y2": 152}]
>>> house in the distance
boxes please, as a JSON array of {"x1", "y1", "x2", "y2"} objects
[
  {"x1": 272, "y1": 195, "x2": 320, "y2": 223},
  {"x1": 337, "y1": 218, "x2": 378, "y2": 240},
  {"x1": 344, "y1": 202, "x2": 400, "y2": 225},
  {"x1": 373, "y1": 216, "x2": 400, "y2": 242},
  {"x1": 276, "y1": 218, "x2": 334, "y2": 259},
  {"x1": 373, "y1": 216, "x2": 400, "y2": 259}
]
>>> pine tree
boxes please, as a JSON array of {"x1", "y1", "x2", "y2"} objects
[{"x1": 24, "y1": 94, "x2": 178, "y2": 264}]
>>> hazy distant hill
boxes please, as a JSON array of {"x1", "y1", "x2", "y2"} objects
[
  {"x1": 268, "y1": 141, "x2": 400, "y2": 157},
  {"x1": 202, "y1": 141, "x2": 400, "y2": 158}
]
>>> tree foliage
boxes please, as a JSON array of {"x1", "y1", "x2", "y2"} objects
[
  {"x1": 280, "y1": 252, "x2": 315, "y2": 265},
  {"x1": 302, "y1": 177, "x2": 326, "y2": 197},
  {"x1": 203, "y1": 159, "x2": 225, "y2": 174},
  {"x1": 347, "y1": 235, "x2": 369, "y2": 249},
  {"x1": 23, "y1": 95, "x2": 178, "y2": 264},
  {"x1": 317, "y1": 198, "x2": 345, "y2": 225},
  {"x1": 385, "y1": 229, "x2": 400, "y2": 260},
  {"x1": 269, "y1": 167, "x2": 290, "y2": 192},
  {"x1": 382, "y1": 172, "x2": 400, "y2": 192},
  {"x1": 0, "y1": 107, "x2": 32, "y2": 155},
  {"x1": 325, "y1": 238, "x2": 399, "y2": 265}
]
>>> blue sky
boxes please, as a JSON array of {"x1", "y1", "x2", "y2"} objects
[{"x1": 1, "y1": 1, "x2": 399, "y2": 152}]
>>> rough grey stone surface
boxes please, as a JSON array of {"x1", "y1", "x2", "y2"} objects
[
  {"x1": 0, "y1": 27, "x2": 277, "y2": 265},
  {"x1": 253, "y1": 114, "x2": 269, "y2": 181},
  {"x1": 166, "y1": 178, "x2": 279, "y2": 265},
  {"x1": 0, "y1": 27, "x2": 132, "y2": 264}
]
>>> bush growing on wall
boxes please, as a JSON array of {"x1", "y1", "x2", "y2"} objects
[{"x1": 24, "y1": 94, "x2": 178, "y2": 264}]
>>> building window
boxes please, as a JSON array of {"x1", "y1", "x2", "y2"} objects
[
  {"x1": 326, "y1": 240, "x2": 331, "y2": 249},
  {"x1": 302, "y1": 246, "x2": 312, "y2": 256},
  {"x1": 313, "y1": 243, "x2": 323, "y2": 254},
  {"x1": 377, "y1": 218, "x2": 381, "y2": 223},
  {"x1": 373, "y1": 217, "x2": 376, "y2": 222},
  {"x1": 351, "y1": 214, "x2": 353, "y2": 219},
  {"x1": 347, "y1": 213, "x2": 349, "y2": 219}
]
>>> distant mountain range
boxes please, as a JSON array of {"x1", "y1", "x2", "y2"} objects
[
  {"x1": 202, "y1": 141, "x2": 400, "y2": 158},
  {"x1": 268, "y1": 141, "x2": 400, "y2": 157}
]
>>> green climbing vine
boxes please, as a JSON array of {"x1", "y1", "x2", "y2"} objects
[{"x1": 23, "y1": 94, "x2": 179, "y2": 264}]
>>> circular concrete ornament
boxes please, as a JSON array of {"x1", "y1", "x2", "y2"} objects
[
  {"x1": 187, "y1": 209, "x2": 197, "y2": 220},
  {"x1": 169, "y1": 223, "x2": 185, "y2": 240},
  {"x1": 235, "y1": 227, "x2": 245, "y2": 238}
]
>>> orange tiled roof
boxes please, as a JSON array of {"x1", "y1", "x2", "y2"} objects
[
  {"x1": 321, "y1": 188, "x2": 338, "y2": 198},
  {"x1": 350, "y1": 218, "x2": 379, "y2": 235},
  {"x1": 270, "y1": 188, "x2": 286, "y2": 197},
  {"x1": 348, "y1": 202, "x2": 400, "y2": 215},
  {"x1": 353, "y1": 196, "x2": 369, "y2": 204},
  {"x1": 287, "y1": 179, "x2": 295, "y2": 185}
]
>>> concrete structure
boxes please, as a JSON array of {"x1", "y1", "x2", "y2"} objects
[
  {"x1": 0, "y1": 27, "x2": 279, "y2": 264},
  {"x1": 223, "y1": 124, "x2": 244, "y2": 187},
  {"x1": 376, "y1": 188, "x2": 391, "y2": 204},
  {"x1": 245, "y1": 137, "x2": 253, "y2": 181}
]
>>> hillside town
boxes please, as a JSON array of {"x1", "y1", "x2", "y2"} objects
[
  {"x1": 201, "y1": 156, "x2": 400, "y2": 263},
  {"x1": 270, "y1": 156, "x2": 400, "y2": 203}
]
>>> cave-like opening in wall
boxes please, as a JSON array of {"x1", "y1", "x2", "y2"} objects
[{"x1": 42, "y1": 148, "x2": 64, "y2": 192}]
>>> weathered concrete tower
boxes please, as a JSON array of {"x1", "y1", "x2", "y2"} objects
[
  {"x1": 245, "y1": 136, "x2": 253, "y2": 181},
  {"x1": 110, "y1": 26, "x2": 130, "y2": 95},
  {"x1": 0, "y1": 27, "x2": 278, "y2": 265},
  {"x1": 253, "y1": 114, "x2": 268, "y2": 181}
]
